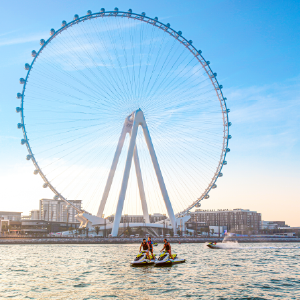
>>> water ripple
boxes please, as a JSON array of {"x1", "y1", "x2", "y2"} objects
[{"x1": 0, "y1": 243, "x2": 299, "y2": 299}]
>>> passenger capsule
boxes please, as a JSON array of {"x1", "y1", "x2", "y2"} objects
[
  {"x1": 227, "y1": 122, "x2": 232, "y2": 126},
  {"x1": 213, "y1": 73, "x2": 217, "y2": 77},
  {"x1": 154, "y1": 17, "x2": 158, "y2": 21},
  {"x1": 223, "y1": 161, "x2": 227, "y2": 165},
  {"x1": 34, "y1": 169, "x2": 39, "y2": 175},
  {"x1": 141, "y1": 12, "x2": 146, "y2": 16},
  {"x1": 226, "y1": 148, "x2": 230, "y2": 153},
  {"x1": 188, "y1": 40, "x2": 193, "y2": 44},
  {"x1": 21, "y1": 139, "x2": 26, "y2": 145},
  {"x1": 53, "y1": 195, "x2": 59, "y2": 200},
  {"x1": 26, "y1": 155, "x2": 32, "y2": 160},
  {"x1": 31, "y1": 50, "x2": 37, "y2": 57},
  {"x1": 166, "y1": 23, "x2": 170, "y2": 27},
  {"x1": 62, "y1": 20, "x2": 67, "y2": 27},
  {"x1": 212, "y1": 184, "x2": 217, "y2": 189},
  {"x1": 198, "y1": 50, "x2": 202, "y2": 54},
  {"x1": 40, "y1": 39, "x2": 45, "y2": 45},
  {"x1": 227, "y1": 108, "x2": 230, "y2": 113},
  {"x1": 17, "y1": 123, "x2": 23, "y2": 129},
  {"x1": 228, "y1": 135, "x2": 232, "y2": 139},
  {"x1": 87, "y1": 10, "x2": 92, "y2": 15},
  {"x1": 114, "y1": 7, "x2": 118, "y2": 12},
  {"x1": 50, "y1": 28, "x2": 55, "y2": 35},
  {"x1": 195, "y1": 203, "x2": 201, "y2": 208},
  {"x1": 24, "y1": 63, "x2": 30, "y2": 70},
  {"x1": 218, "y1": 173, "x2": 223, "y2": 177},
  {"x1": 204, "y1": 195, "x2": 210, "y2": 199},
  {"x1": 19, "y1": 78, "x2": 25, "y2": 84},
  {"x1": 223, "y1": 97, "x2": 227, "y2": 101},
  {"x1": 73, "y1": 14, "x2": 79, "y2": 20},
  {"x1": 17, "y1": 93, "x2": 22, "y2": 99},
  {"x1": 43, "y1": 183, "x2": 48, "y2": 188},
  {"x1": 16, "y1": 107, "x2": 22, "y2": 113},
  {"x1": 100, "y1": 8, "x2": 105, "y2": 13},
  {"x1": 206, "y1": 61, "x2": 210, "y2": 65},
  {"x1": 128, "y1": 9, "x2": 132, "y2": 13},
  {"x1": 177, "y1": 31, "x2": 182, "y2": 35},
  {"x1": 219, "y1": 85, "x2": 223, "y2": 89}
]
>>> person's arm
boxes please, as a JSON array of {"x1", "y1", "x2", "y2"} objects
[
  {"x1": 161, "y1": 244, "x2": 165, "y2": 252},
  {"x1": 139, "y1": 243, "x2": 142, "y2": 252}
]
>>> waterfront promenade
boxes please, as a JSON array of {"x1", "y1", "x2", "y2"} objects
[{"x1": 0, "y1": 237, "x2": 299, "y2": 244}]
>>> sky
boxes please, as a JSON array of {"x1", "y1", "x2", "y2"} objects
[{"x1": 0, "y1": 0, "x2": 299, "y2": 226}]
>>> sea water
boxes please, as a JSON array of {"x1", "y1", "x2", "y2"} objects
[{"x1": 0, "y1": 243, "x2": 299, "y2": 299}]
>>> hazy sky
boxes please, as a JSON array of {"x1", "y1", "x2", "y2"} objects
[{"x1": 0, "y1": 0, "x2": 299, "y2": 225}]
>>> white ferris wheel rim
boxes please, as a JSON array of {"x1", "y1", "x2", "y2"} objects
[{"x1": 17, "y1": 8, "x2": 231, "y2": 216}]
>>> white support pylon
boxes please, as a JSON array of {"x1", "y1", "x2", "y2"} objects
[
  {"x1": 133, "y1": 145, "x2": 150, "y2": 224},
  {"x1": 97, "y1": 112, "x2": 150, "y2": 224},
  {"x1": 111, "y1": 109, "x2": 176, "y2": 236}
]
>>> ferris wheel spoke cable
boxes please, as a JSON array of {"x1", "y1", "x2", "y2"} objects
[
  {"x1": 48, "y1": 37, "x2": 127, "y2": 106},
  {"x1": 37, "y1": 127, "x2": 117, "y2": 170},
  {"x1": 50, "y1": 127, "x2": 121, "y2": 194},
  {"x1": 88, "y1": 19, "x2": 132, "y2": 103},
  {"x1": 153, "y1": 133, "x2": 216, "y2": 193},
  {"x1": 80, "y1": 20, "x2": 130, "y2": 105},
  {"x1": 37, "y1": 50, "x2": 122, "y2": 104},
  {"x1": 63, "y1": 135, "x2": 119, "y2": 206}
]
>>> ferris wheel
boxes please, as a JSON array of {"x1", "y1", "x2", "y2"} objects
[{"x1": 16, "y1": 8, "x2": 231, "y2": 228}]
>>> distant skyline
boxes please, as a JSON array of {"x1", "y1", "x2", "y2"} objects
[{"x1": 0, "y1": 0, "x2": 299, "y2": 226}]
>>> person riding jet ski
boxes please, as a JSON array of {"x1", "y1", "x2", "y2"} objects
[
  {"x1": 147, "y1": 236, "x2": 155, "y2": 260},
  {"x1": 207, "y1": 241, "x2": 218, "y2": 249},
  {"x1": 161, "y1": 238, "x2": 173, "y2": 259},
  {"x1": 139, "y1": 239, "x2": 151, "y2": 260},
  {"x1": 155, "y1": 238, "x2": 185, "y2": 266}
]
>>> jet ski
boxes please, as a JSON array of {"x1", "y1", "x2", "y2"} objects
[
  {"x1": 154, "y1": 251, "x2": 185, "y2": 267},
  {"x1": 130, "y1": 251, "x2": 156, "y2": 266},
  {"x1": 207, "y1": 242, "x2": 219, "y2": 249}
]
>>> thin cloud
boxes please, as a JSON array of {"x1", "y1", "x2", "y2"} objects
[{"x1": 0, "y1": 32, "x2": 47, "y2": 47}]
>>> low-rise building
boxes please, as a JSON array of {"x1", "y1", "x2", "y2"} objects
[
  {"x1": 21, "y1": 220, "x2": 80, "y2": 235},
  {"x1": 0, "y1": 211, "x2": 22, "y2": 222},
  {"x1": 0, "y1": 211, "x2": 22, "y2": 234},
  {"x1": 107, "y1": 213, "x2": 167, "y2": 224},
  {"x1": 39, "y1": 199, "x2": 82, "y2": 223},
  {"x1": 261, "y1": 221, "x2": 288, "y2": 230},
  {"x1": 189, "y1": 208, "x2": 261, "y2": 234}
]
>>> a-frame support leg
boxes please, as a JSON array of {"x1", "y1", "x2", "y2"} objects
[
  {"x1": 97, "y1": 113, "x2": 150, "y2": 225},
  {"x1": 111, "y1": 109, "x2": 176, "y2": 236}
]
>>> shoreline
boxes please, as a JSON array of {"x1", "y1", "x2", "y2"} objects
[{"x1": 0, "y1": 237, "x2": 299, "y2": 244}]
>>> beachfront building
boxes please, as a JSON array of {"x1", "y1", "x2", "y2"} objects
[
  {"x1": 189, "y1": 208, "x2": 261, "y2": 234},
  {"x1": 21, "y1": 220, "x2": 80, "y2": 235},
  {"x1": 39, "y1": 199, "x2": 82, "y2": 223},
  {"x1": 106, "y1": 213, "x2": 167, "y2": 224},
  {"x1": 22, "y1": 209, "x2": 41, "y2": 220},
  {"x1": 0, "y1": 211, "x2": 22, "y2": 235},
  {"x1": 0, "y1": 211, "x2": 22, "y2": 221},
  {"x1": 260, "y1": 221, "x2": 288, "y2": 230}
]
